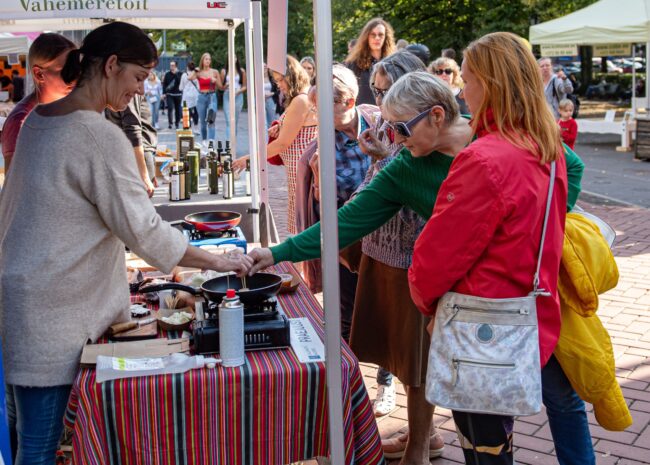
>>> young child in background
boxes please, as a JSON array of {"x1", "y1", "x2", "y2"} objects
[{"x1": 558, "y1": 98, "x2": 578, "y2": 149}]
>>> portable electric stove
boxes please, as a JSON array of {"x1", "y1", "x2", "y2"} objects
[
  {"x1": 193, "y1": 297, "x2": 291, "y2": 353},
  {"x1": 172, "y1": 223, "x2": 248, "y2": 251}
]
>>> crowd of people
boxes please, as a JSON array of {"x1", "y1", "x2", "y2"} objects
[{"x1": 0, "y1": 14, "x2": 619, "y2": 465}]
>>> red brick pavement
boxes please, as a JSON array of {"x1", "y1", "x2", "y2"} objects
[{"x1": 266, "y1": 162, "x2": 650, "y2": 464}]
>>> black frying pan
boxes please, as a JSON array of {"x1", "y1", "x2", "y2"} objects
[{"x1": 139, "y1": 272, "x2": 282, "y2": 305}]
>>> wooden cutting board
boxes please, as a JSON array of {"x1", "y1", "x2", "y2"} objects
[{"x1": 109, "y1": 320, "x2": 158, "y2": 342}]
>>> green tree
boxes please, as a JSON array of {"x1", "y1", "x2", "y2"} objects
[{"x1": 150, "y1": 0, "x2": 599, "y2": 68}]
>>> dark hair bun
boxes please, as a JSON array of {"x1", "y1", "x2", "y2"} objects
[{"x1": 61, "y1": 48, "x2": 83, "y2": 84}]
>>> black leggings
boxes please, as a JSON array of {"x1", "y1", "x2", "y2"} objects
[{"x1": 452, "y1": 411, "x2": 514, "y2": 465}]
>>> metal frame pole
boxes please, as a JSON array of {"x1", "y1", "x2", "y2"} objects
[
  {"x1": 227, "y1": 25, "x2": 237, "y2": 155},
  {"x1": 646, "y1": 42, "x2": 650, "y2": 113},
  {"x1": 313, "y1": 0, "x2": 346, "y2": 463},
  {"x1": 244, "y1": 14, "x2": 261, "y2": 243},
  {"x1": 251, "y1": 0, "x2": 271, "y2": 246}
]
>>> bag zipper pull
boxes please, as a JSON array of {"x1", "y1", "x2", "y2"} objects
[
  {"x1": 444, "y1": 305, "x2": 460, "y2": 326},
  {"x1": 452, "y1": 359, "x2": 459, "y2": 386}
]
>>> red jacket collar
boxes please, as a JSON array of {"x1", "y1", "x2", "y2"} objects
[{"x1": 473, "y1": 108, "x2": 497, "y2": 138}]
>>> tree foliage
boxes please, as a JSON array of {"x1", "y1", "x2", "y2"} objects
[{"x1": 150, "y1": 0, "x2": 598, "y2": 67}]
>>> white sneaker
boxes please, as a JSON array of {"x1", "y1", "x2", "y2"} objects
[{"x1": 373, "y1": 383, "x2": 396, "y2": 417}]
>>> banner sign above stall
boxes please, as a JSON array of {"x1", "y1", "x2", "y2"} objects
[
  {"x1": 540, "y1": 44, "x2": 578, "y2": 57},
  {"x1": 2, "y1": 0, "x2": 248, "y2": 21},
  {"x1": 593, "y1": 43, "x2": 631, "y2": 57}
]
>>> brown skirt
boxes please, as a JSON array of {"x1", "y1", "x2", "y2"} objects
[{"x1": 349, "y1": 254, "x2": 431, "y2": 387}]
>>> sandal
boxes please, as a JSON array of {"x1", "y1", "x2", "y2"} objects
[{"x1": 381, "y1": 431, "x2": 445, "y2": 459}]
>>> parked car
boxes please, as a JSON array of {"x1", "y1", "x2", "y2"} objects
[
  {"x1": 615, "y1": 59, "x2": 645, "y2": 73},
  {"x1": 592, "y1": 58, "x2": 623, "y2": 73}
]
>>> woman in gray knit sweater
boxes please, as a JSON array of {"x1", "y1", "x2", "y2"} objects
[{"x1": 0, "y1": 22, "x2": 252, "y2": 464}]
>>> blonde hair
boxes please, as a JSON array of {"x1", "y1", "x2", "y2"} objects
[
  {"x1": 382, "y1": 71, "x2": 459, "y2": 125},
  {"x1": 199, "y1": 53, "x2": 212, "y2": 71},
  {"x1": 332, "y1": 64, "x2": 358, "y2": 101},
  {"x1": 277, "y1": 55, "x2": 311, "y2": 107},
  {"x1": 463, "y1": 32, "x2": 562, "y2": 164},
  {"x1": 345, "y1": 18, "x2": 396, "y2": 71},
  {"x1": 559, "y1": 98, "x2": 574, "y2": 110},
  {"x1": 428, "y1": 57, "x2": 463, "y2": 89}
]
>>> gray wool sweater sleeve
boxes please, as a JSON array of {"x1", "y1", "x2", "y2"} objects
[{"x1": 0, "y1": 109, "x2": 187, "y2": 387}]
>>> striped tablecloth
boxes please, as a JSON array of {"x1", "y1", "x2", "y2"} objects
[{"x1": 65, "y1": 263, "x2": 385, "y2": 465}]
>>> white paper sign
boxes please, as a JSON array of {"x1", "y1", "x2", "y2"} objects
[
  {"x1": 593, "y1": 43, "x2": 631, "y2": 57},
  {"x1": 289, "y1": 318, "x2": 325, "y2": 363},
  {"x1": 540, "y1": 44, "x2": 578, "y2": 57}
]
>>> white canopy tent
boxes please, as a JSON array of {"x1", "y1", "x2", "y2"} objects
[
  {"x1": 529, "y1": 0, "x2": 650, "y2": 45},
  {"x1": 530, "y1": 0, "x2": 650, "y2": 114},
  {"x1": 0, "y1": 34, "x2": 29, "y2": 54},
  {"x1": 0, "y1": 1, "x2": 347, "y2": 462},
  {"x1": 0, "y1": 34, "x2": 32, "y2": 95}
]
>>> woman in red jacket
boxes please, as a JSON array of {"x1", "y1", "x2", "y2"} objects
[{"x1": 408, "y1": 32, "x2": 568, "y2": 465}]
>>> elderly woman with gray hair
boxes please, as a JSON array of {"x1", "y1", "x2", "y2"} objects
[
  {"x1": 251, "y1": 72, "x2": 473, "y2": 464},
  {"x1": 295, "y1": 63, "x2": 375, "y2": 342}
]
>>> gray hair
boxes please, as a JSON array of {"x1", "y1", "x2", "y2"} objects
[
  {"x1": 382, "y1": 71, "x2": 459, "y2": 124},
  {"x1": 332, "y1": 64, "x2": 359, "y2": 101},
  {"x1": 370, "y1": 50, "x2": 426, "y2": 88},
  {"x1": 300, "y1": 56, "x2": 315, "y2": 68}
]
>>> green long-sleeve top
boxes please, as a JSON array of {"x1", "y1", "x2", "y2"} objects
[{"x1": 271, "y1": 144, "x2": 585, "y2": 263}]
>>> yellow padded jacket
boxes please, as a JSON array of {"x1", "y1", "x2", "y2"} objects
[{"x1": 555, "y1": 212, "x2": 632, "y2": 431}]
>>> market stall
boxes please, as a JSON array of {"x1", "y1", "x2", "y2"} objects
[
  {"x1": 0, "y1": 0, "x2": 268, "y2": 244},
  {"x1": 63, "y1": 263, "x2": 383, "y2": 465},
  {"x1": 0, "y1": 1, "x2": 352, "y2": 463}
]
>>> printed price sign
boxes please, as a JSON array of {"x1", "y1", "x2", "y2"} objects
[{"x1": 289, "y1": 318, "x2": 325, "y2": 363}]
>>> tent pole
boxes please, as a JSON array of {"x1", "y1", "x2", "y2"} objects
[
  {"x1": 647, "y1": 42, "x2": 650, "y2": 112},
  {"x1": 251, "y1": 0, "x2": 271, "y2": 246},
  {"x1": 645, "y1": 42, "x2": 650, "y2": 112},
  {"x1": 244, "y1": 15, "x2": 260, "y2": 244},
  {"x1": 228, "y1": 25, "x2": 237, "y2": 156},
  {"x1": 632, "y1": 44, "x2": 637, "y2": 114},
  {"x1": 313, "y1": 0, "x2": 346, "y2": 463}
]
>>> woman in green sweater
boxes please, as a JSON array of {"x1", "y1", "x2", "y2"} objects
[
  {"x1": 248, "y1": 84, "x2": 583, "y2": 271},
  {"x1": 248, "y1": 73, "x2": 584, "y2": 465}
]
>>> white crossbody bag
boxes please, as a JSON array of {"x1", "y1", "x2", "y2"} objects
[{"x1": 425, "y1": 162, "x2": 556, "y2": 417}]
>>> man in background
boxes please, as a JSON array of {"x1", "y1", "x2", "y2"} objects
[
  {"x1": 11, "y1": 70, "x2": 24, "y2": 102},
  {"x1": 162, "y1": 61, "x2": 182, "y2": 129},
  {"x1": 106, "y1": 95, "x2": 158, "y2": 197}
]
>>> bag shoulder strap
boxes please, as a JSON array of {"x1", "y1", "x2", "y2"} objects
[{"x1": 532, "y1": 161, "x2": 556, "y2": 295}]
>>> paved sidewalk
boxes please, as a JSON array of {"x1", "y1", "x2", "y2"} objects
[
  {"x1": 267, "y1": 163, "x2": 650, "y2": 464},
  {"x1": 365, "y1": 200, "x2": 650, "y2": 465}
]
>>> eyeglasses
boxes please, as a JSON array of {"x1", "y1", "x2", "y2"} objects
[
  {"x1": 435, "y1": 68, "x2": 453, "y2": 75},
  {"x1": 371, "y1": 85, "x2": 389, "y2": 99},
  {"x1": 387, "y1": 106, "x2": 435, "y2": 138}
]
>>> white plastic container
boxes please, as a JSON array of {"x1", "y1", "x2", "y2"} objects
[{"x1": 96, "y1": 353, "x2": 220, "y2": 383}]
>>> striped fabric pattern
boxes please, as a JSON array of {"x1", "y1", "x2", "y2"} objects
[{"x1": 66, "y1": 263, "x2": 385, "y2": 465}]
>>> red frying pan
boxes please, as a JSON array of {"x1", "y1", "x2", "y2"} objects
[{"x1": 183, "y1": 211, "x2": 242, "y2": 232}]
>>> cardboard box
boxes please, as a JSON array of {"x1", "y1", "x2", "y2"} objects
[{"x1": 80, "y1": 338, "x2": 190, "y2": 367}]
